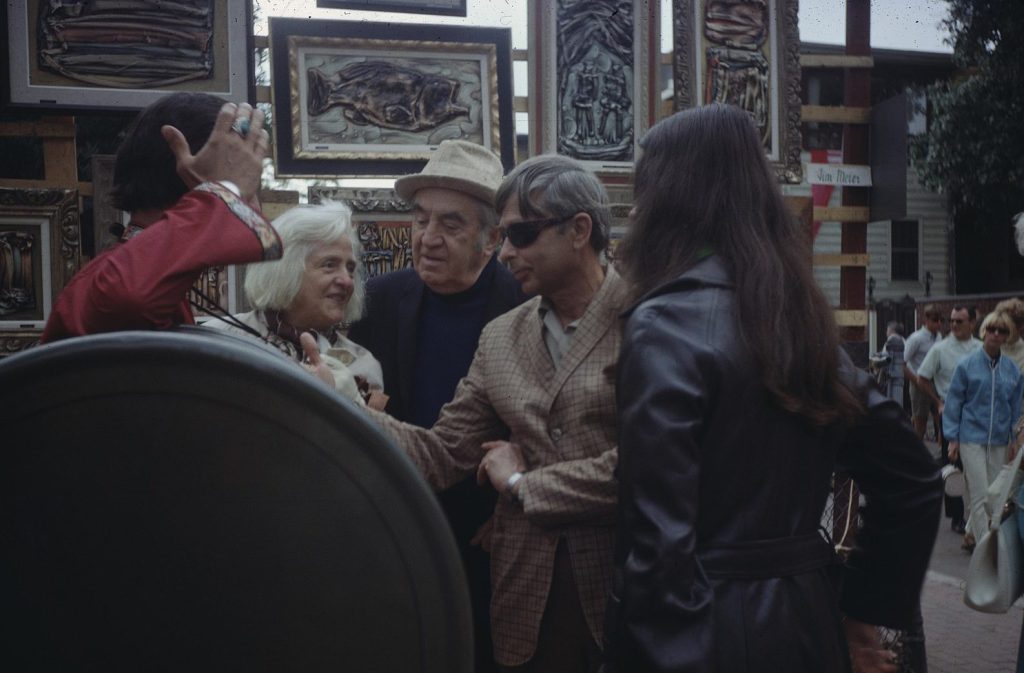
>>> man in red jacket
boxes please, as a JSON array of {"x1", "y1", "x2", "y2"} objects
[{"x1": 42, "y1": 92, "x2": 281, "y2": 342}]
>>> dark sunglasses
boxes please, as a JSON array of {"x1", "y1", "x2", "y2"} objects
[
  {"x1": 986, "y1": 326, "x2": 1011, "y2": 335},
  {"x1": 501, "y1": 216, "x2": 571, "y2": 248}
]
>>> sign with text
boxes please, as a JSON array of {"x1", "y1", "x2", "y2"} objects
[{"x1": 806, "y1": 163, "x2": 873, "y2": 187}]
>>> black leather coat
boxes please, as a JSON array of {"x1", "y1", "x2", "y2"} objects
[{"x1": 605, "y1": 256, "x2": 942, "y2": 673}]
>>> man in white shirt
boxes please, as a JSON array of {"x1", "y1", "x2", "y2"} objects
[
  {"x1": 903, "y1": 305, "x2": 943, "y2": 439},
  {"x1": 918, "y1": 305, "x2": 981, "y2": 537}
]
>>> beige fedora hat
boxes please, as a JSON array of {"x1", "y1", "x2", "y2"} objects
[{"x1": 394, "y1": 140, "x2": 504, "y2": 205}]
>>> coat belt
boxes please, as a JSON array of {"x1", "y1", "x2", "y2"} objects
[{"x1": 697, "y1": 531, "x2": 837, "y2": 580}]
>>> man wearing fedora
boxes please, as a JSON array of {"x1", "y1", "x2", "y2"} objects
[{"x1": 348, "y1": 139, "x2": 525, "y2": 672}]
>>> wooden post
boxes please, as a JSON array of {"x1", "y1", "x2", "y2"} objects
[
  {"x1": 42, "y1": 116, "x2": 79, "y2": 186},
  {"x1": 839, "y1": 0, "x2": 870, "y2": 344}
]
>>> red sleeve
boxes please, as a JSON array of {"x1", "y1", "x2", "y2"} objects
[{"x1": 41, "y1": 184, "x2": 282, "y2": 342}]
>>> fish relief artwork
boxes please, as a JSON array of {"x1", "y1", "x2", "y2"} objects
[
  {"x1": 297, "y1": 45, "x2": 489, "y2": 156},
  {"x1": 556, "y1": 0, "x2": 636, "y2": 162}
]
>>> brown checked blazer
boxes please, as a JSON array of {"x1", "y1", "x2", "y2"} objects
[{"x1": 368, "y1": 266, "x2": 626, "y2": 666}]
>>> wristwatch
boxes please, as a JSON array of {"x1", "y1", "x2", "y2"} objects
[{"x1": 506, "y1": 472, "x2": 524, "y2": 503}]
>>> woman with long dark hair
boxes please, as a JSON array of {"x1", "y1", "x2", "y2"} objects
[{"x1": 604, "y1": 104, "x2": 942, "y2": 673}]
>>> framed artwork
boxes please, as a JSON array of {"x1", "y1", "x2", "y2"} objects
[
  {"x1": 3, "y1": 0, "x2": 255, "y2": 111},
  {"x1": 673, "y1": 0, "x2": 802, "y2": 182},
  {"x1": 527, "y1": 0, "x2": 661, "y2": 176},
  {"x1": 309, "y1": 187, "x2": 414, "y2": 278},
  {"x1": 0, "y1": 188, "x2": 81, "y2": 355},
  {"x1": 269, "y1": 18, "x2": 514, "y2": 177},
  {"x1": 315, "y1": 0, "x2": 467, "y2": 16}
]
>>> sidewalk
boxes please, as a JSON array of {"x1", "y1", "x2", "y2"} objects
[
  {"x1": 922, "y1": 556, "x2": 1022, "y2": 672},
  {"x1": 921, "y1": 544, "x2": 1024, "y2": 671},
  {"x1": 920, "y1": 437, "x2": 1023, "y2": 672}
]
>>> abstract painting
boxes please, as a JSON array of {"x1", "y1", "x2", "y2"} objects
[
  {"x1": 3, "y1": 0, "x2": 254, "y2": 110},
  {"x1": 309, "y1": 187, "x2": 414, "y2": 278},
  {"x1": 673, "y1": 0, "x2": 802, "y2": 182}
]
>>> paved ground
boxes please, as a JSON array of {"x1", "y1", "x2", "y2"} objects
[
  {"x1": 918, "y1": 439, "x2": 1022, "y2": 673},
  {"x1": 922, "y1": 526, "x2": 1022, "y2": 672}
]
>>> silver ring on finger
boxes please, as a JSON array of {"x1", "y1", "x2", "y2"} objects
[{"x1": 230, "y1": 117, "x2": 250, "y2": 138}]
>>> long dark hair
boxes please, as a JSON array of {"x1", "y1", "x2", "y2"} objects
[
  {"x1": 111, "y1": 92, "x2": 225, "y2": 212},
  {"x1": 618, "y1": 104, "x2": 863, "y2": 425}
]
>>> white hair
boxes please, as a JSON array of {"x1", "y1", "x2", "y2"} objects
[{"x1": 243, "y1": 200, "x2": 365, "y2": 323}]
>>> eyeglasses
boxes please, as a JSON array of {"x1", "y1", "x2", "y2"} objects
[
  {"x1": 986, "y1": 326, "x2": 1011, "y2": 335},
  {"x1": 501, "y1": 216, "x2": 571, "y2": 248}
]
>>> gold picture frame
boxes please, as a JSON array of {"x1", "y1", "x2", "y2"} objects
[
  {"x1": 0, "y1": 188, "x2": 81, "y2": 355},
  {"x1": 270, "y1": 18, "x2": 514, "y2": 177}
]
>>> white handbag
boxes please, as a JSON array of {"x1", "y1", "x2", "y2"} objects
[{"x1": 963, "y1": 446, "x2": 1024, "y2": 613}]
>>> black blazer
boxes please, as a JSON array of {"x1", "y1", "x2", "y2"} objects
[{"x1": 348, "y1": 257, "x2": 527, "y2": 424}]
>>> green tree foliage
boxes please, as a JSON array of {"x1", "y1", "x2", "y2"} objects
[
  {"x1": 911, "y1": 0, "x2": 1024, "y2": 290},
  {"x1": 911, "y1": 0, "x2": 1024, "y2": 220}
]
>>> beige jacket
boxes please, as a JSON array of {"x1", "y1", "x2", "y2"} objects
[{"x1": 368, "y1": 267, "x2": 626, "y2": 665}]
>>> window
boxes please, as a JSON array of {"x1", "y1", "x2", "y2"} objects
[{"x1": 891, "y1": 219, "x2": 919, "y2": 281}]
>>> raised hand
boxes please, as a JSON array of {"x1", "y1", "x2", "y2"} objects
[{"x1": 161, "y1": 102, "x2": 269, "y2": 201}]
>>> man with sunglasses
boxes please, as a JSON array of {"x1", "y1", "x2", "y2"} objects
[
  {"x1": 364, "y1": 155, "x2": 623, "y2": 673},
  {"x1": 347, "y1": 139, "x2": 525, "y2": 673},
  {"x1": 918, "y1": 305, "x2": 981, "y2": 540}
]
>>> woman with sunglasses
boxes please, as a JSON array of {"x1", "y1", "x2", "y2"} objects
[
  {"x1": 943, "y1": 310, "x2": 1024, "y2": 548},
  {"x1": 603, "y1": 104, "x2": 942, "y2": 673}
]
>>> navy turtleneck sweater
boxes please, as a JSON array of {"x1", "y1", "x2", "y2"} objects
[{"x1": 410, "y1": 256, "x2": 497, "y2": 428}]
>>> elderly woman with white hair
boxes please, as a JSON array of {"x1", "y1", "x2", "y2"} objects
[{"x1": 206, "y1": 201, "x2": 384, "y2": 406}]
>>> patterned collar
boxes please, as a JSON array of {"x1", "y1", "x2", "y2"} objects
[{"x1": 120, "y1": 223, "x2": 147, "y2": 242}]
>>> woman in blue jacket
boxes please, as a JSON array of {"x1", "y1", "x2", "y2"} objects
[{"x1": 944, "y1": 310, "x2": 1024, "y2": 547}]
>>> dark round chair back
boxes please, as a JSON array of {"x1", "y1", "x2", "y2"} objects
[{"x1": 0, "y1": 330, "x2": 471, "y2": 672}]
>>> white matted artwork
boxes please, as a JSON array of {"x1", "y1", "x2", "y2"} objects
[
  {"x1": 4, "y1": 0, "x2": 254, "y2": 110},
  {"x1": 269, "y1": 17, "x2": 515, "y2": 177}
]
